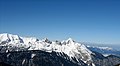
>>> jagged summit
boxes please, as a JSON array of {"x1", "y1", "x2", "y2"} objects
[
  {"x1": 0, "y1": 33, "x2": 23, "y2": 44},
  {"x1": 0, "y1": 33, "x2": 93, "y2": 65},
  {"x1": 41, "y1": 38, "x2": 52, "y2": 44},
  {"x1": 0, "y1": 33, "x2": 120, "y2": 66},
  {"x1": 65, "y1": 38, "x2": 75, "y2": 44}
]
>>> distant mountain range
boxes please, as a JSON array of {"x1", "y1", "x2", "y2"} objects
[
  {"x1": 87, "y1": 46, "x2": 120, "y2": 57},
  {"x1": 0, "y1": 33, "x2": 120, "y2": 66}
]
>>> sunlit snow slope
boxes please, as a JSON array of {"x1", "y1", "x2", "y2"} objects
[{"x1": 0, "y1": 33, "x2": 94, "y2": 65}]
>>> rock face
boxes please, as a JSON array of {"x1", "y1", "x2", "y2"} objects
[
  {"x1": 0, "y1": 50, "x2": 120, "y2": 66},
  {"x1": 0, "y1": 50, "x2": 85, "y2": 66},
  {"x1": 0, "y1": 62, "x2": 12, "y2": 66},
  {"x1": 0, "y1": 33, "x2": 120, "y2": 66}
]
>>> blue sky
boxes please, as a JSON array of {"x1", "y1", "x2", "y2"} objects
[{"x1": 0, "y1": 0, "x2": 120, "y2": 44}]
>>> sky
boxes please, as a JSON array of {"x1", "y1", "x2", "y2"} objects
[{"x1": 0, "y1": 0, "x2": 120, "y2": 44}]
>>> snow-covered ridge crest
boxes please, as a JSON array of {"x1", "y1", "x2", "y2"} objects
[
  {"x1": 0, "y1": 33, "x2": 38, "y2": 44},
  {"x1": 0, "y1": 33, "x2": 93, "y2": 64}
]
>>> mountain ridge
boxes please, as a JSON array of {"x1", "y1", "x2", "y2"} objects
[
  {"x1": 0, "y1": 33, "x2": 94, "y2": 65},
  {"x1": 0, "y1": 33, "x2": 120, "y2": 66}
]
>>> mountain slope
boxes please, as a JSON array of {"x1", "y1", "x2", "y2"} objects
[
  {"x1": 0, "y1": 33, "x2": 120, "y2": 66},
  {"x1": 0, "y1": 50, "x2": 83, "y2": 66},
  {"x1": 0, "y1": 33, "x2": 93, "y2": 65}
]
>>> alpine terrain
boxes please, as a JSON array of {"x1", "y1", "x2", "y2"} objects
[{"x1": 0, "y1": 33, "x2": 120, "y2": 66}]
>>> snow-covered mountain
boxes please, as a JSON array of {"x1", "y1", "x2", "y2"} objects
[
  {"x1": 0, "y1": 33, "x2": 120, "y2": 66},
  {"x1": 0, "y1": 33, "x2": 94, "y2": 65}
]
